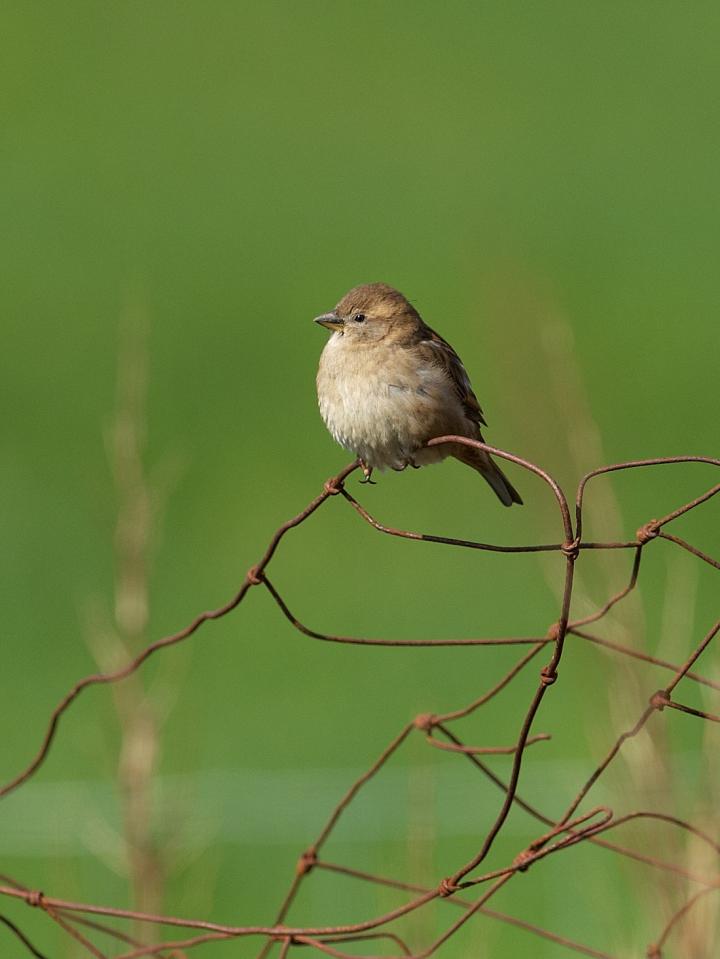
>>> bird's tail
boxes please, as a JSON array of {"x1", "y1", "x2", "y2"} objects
[{"x1": 453, "y1": 446, "x2": 523, "y2": 507}]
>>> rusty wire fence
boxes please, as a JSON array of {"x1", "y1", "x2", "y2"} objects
[{"x1": 1, "y1": 436, "x2": 719, "y2": 959}]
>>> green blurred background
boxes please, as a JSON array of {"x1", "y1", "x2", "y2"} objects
[{"x1": 2, "y1": 2, "x2": 719, "y2": 956}]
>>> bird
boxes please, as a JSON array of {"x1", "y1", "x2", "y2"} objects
[{"x1": 314, "y1": 283, "x2": 522, "y2": 506}]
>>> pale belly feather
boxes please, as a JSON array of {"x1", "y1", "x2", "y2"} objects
[{"x1": 317, "y1": 336, "x2": 470, "y2": 470}]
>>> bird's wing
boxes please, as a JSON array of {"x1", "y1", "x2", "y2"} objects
[{"x1": 417, "y1": 324, "x2": 487, "y2": 427}]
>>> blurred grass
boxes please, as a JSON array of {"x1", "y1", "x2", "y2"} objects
[{"x1": 1, "y1": 2, "x2": 719, "y2": 956}]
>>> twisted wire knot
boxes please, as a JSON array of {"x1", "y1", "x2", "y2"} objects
[
  {"x1": 540, "y1": 666, "x2": 558, "y2": 687},
  {"x1": 246, "y1": 565, "x2": 263, "y2": 586},
  {"x1": 27, "y1": 889, "x2": 44, "y2": 908},
  {"x1": 636, "y1": 520, "x2": 659, "y2": 545},
  {"x1": 323, "y1": 478, "x2": 343, "y2": 496},
  {"x1": 414, "y1": 712, "x2": 436, "y2": 732},
  {"x1": 560, "y1": 538, "x2": 580, "y2": 560},
  {"x1": 296, "y1": 848, "x2": 317, "y2": 876},
  {"x1": 438, "y1": 877, "x2": 459, "y2": 897},
  {"x1": 650, "y1": 689, "x2": 670, "y2": 711}
]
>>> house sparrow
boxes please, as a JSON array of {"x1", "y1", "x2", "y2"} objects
[{"x1": 314, "y1": 283, "x2": 522, "y2": 506}]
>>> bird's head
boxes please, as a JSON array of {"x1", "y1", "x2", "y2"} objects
[{"x1": 314, "y1": 283, "x2": 420, "y2": 343}]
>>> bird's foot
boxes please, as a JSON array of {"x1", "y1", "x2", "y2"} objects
[{"x1": 359, "y1": 462, "x2": 376, "y2": 485}]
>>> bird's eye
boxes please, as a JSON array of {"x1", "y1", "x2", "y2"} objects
[{"x1": 354, "y1": 313, "x2": 366, "y2": 323}]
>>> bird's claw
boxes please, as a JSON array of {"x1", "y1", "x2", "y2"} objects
[{"x1": 359, "y1": 462, "x2": 376, "y2": 485}]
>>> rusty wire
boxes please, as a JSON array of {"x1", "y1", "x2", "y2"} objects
[{"x1": 1, "y1": 437, "x2": 719, "y2": 958}]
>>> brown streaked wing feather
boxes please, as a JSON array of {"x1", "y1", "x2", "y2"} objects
[{"x1": 417, "y1": 324, "x2": 487, "y2": 427}]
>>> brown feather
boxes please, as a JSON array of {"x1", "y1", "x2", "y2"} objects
[{"x1": 416, "y1": 325, "x2": 488, "y2": 427}]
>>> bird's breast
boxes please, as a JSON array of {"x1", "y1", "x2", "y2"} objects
[{"x1": 316, "y1": 337, "x2": 464, "y2": 468}]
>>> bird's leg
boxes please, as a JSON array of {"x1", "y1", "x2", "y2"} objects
[{"x1": 359, "y1": 460, "x2": 376, "y2": 484}]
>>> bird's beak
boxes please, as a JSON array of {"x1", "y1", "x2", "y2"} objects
[{"x1": 314, "y1": 311, "x2": 344, "y2": 331}]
